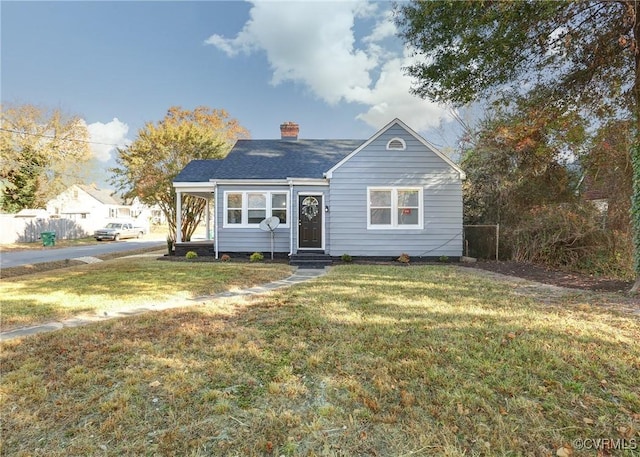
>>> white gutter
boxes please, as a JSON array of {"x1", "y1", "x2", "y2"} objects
[
  {"x1": 212, "y1": 179, "x2": 290, "y2": 185},
  {"x1": 173, "y1": 182, "x2": 216, "y2": 190},
  {"x1": 285, "y1": 177, "x2": 329, "y2": 186},
  {"x1": 210, "y1": 178, "x2": 328, "y2": 186}
]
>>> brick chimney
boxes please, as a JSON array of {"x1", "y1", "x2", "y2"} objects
[{"x1": 280, "y1": 121, "x2": 299, "y2": 140}]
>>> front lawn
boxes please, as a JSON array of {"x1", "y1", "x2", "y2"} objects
[
  {"x1": 0, "y1": 258, "x2": 293, "y2": 330},
  {"x1": 1, "y1": 265, "x2": 638, "y2": 456}
]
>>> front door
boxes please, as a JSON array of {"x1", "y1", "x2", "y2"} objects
[{"x1": 298, "y1": 195, "x2": 322, "y2": 248}]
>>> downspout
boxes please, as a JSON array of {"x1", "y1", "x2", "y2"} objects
[
  {"x1": 213, "y1": 182, "x2": 219, "y2": 259},
  {"x1": 289, "y1": 180, "x2": 294, "y2": 256}
]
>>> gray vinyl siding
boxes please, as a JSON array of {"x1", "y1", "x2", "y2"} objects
[
  {"x1": 216, "y1": 185, "x2": 291, "y2": 254},
  {"x1": 328, "y1": 125, "x2": 463, "y2": 257}
]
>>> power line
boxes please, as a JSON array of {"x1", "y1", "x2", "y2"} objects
[{"x1": 0, "y1": 127, "x2": 126, "y2": 147}]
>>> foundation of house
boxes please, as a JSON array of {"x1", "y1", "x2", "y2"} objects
[{"x1": 174, "y1": 241, "x2": 215, "y2": 257}]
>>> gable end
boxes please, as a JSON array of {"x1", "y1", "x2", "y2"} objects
[{"x1": 325, "y1": 118, "x2": 465, "y2": 179}]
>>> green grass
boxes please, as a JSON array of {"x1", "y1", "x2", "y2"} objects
[
  {"x1": 1, "y1": 265, "x2": 639, "y2": 456},
  {"x1": 0, "y1": 258, "x2": 293, "y2": 330}
]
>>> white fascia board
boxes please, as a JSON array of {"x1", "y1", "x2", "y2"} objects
[
  {"x1": 211, "y1": 179, "x2": 290, "y2": 186},
  {"x1": 286, "y1": 178, "x2": 329, "y2": 186},
  {"x1": 325, "y1": 117, "x2": 466, "y2": 180},
  {"x1": 172, "y1": 182, "x2": 216, "y2": 192}
]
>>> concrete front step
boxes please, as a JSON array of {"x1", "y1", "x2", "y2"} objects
[{"x1": 289, "y1": 253, "x2": 333, "y2": 269}]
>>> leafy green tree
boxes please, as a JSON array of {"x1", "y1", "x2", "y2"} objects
[
  {"x1": 396, "y1": 0, "x2": 640, "y2": 291},
  {"x1": 111, "y1": 106, "x2": 249, "y2": 242},
  {"x1": 0, "y1": 104, "x2": 92, "y2": 212}
]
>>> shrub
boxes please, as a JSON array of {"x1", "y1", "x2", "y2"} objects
[
  {"x1": 397, "y1": 253, "x2": 410, "y2": 264},
  {"x1": 510, "y1": 203, "x2": 599, "y2": 267},
  {"x1": 250, "y1": 252, "x2": 264, "y2": 262},
  {"x1": 341, "y1": 253, "x2": 353, "y2": 263},
  {"x1": 185, "y1": 251, "x2": 198, "y2": 259},
  {"x1": 509, "y1": 202, "x2": 634, "y2": 279},
  {"x1": 220, "y1": 254, "x2": 231, "y2": 262},
  {"x1": 439, "y1": 255, "x2": 449, "y2": 263}
]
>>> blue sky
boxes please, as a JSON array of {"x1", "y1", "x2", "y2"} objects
[{"x1": 2, "y1": 1, "x2": 459, "y2": 175}]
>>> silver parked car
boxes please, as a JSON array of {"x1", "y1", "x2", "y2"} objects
[{"x1": 94, "y1": 222, "x2": 145, "y2": 241}]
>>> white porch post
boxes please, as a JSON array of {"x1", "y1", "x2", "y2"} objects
[
  {"x1": 205, "y1": 196, "x2": 211, "y2": 241},
  {"x1": 176, "y1": 190, "x2": 182, "y2": 243},
  {"x1": 289, "y1": 181, "x2": 294, "y2": 256},
  {"x1": 213, "y1": 183, "x2": 218, "y2": 259}
]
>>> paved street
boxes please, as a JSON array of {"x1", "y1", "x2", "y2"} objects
[{"x1": 0, "y1": 239, "x2": 165, "y2": 269}]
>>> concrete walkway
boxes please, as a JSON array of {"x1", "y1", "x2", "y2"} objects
[{"x1": 0, "y1": 267, "x2": 328, "y2": 342}]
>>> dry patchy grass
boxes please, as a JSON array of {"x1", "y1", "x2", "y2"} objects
[
  {"x1": 0, "y1": 259, "x2": 293, "y2": 330},
  {"x1": 1, "y1": 265, "x2": 639, "y2": 456},
  {"x1": 0, "y1": 237, "x2": 100, "y2": 252}
]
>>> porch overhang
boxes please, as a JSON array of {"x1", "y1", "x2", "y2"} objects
[
  {"x1": 172, "y1": 181, "x2": 216, "y2": 245},
  {"x1": 172, "y1": 181, "x2": 215, "y2": 199}
]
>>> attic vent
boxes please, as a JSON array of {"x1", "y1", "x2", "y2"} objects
[{"x1": 386, "y1": 138, "x2": 406, "y2": 150}]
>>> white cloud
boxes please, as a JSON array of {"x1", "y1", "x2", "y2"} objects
[
  {"x1": 363, "y1": 9, "x2": 397, "y2": 44},
  {"x1": 356, "y1": 51, "x2": 454, "y2": 132},
  {"x1": 205, "y1": 0, "x2": 450, "y2": 132},
  {"x1": 85, "y1": 118, "x2": 129, "y2": 162},
  {"x1": 207, "y1": 1, "x2": 376, "y2": 105}
]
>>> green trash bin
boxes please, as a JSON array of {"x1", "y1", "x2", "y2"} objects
[{"x1": 41, "y1": 231, "x2": 56, "y2": 247}]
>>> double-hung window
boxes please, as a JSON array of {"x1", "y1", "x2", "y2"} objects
[
  {"x1": 367, "y1": 187, "x2": 423, "y2": 229},
  {"x1": 247, "y1": 193, "x2": 267, "y2": 224},
  {"x1": 224, "y1": 191, "x2": 289, "y2": 227}
]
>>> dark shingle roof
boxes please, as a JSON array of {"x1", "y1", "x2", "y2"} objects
[
  {"x1": 173, "y1": 139, "x2": 364, "y2": 182},
  {"x1": 173, "y1": 159, "x2": 224, "y2": 182}
]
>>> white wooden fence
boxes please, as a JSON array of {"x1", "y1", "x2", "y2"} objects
[{"x1": 0, "y1": 215, "x2": 92, "y2": 244}]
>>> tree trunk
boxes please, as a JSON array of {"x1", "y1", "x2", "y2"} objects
[{"x1": 632, "y1": 1, "x2": 640, "y2": 294}]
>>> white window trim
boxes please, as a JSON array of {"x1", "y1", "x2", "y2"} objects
[
  {"x1": 386, "y1": 137, "x2": 406, "y2": 150},
  {"x1": 223, "y1": 191, "x2": 290, "y2": 228},
  {"x1": 367, "y1": 187, "x2": 423, "y2": 230}
]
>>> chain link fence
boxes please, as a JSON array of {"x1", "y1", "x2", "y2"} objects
[{"x1": 463, "y1": 224, "x2": 500, "y2": 260}]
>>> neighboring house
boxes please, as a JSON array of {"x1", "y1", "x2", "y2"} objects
[
  {"x1": 580, "y1": 175, "x2": 609, "y2": 215},
  {"x1": 173, "y1": 118, "x2": 466, "y2": 262},
  {"x1": 45, "y1": 184, "x2": 150, "y2": 234}
]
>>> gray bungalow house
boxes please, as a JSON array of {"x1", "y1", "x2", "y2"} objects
[{"x1": 172, "y1": 118, "x2": 465, "y2": 264}]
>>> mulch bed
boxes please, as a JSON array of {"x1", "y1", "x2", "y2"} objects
[
  {"x1": 462, "y1": 260, "x2": 634, "y2": 293},
  {"x1": 158, "y1": 255, "x2": 636, "y2": 293}
]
